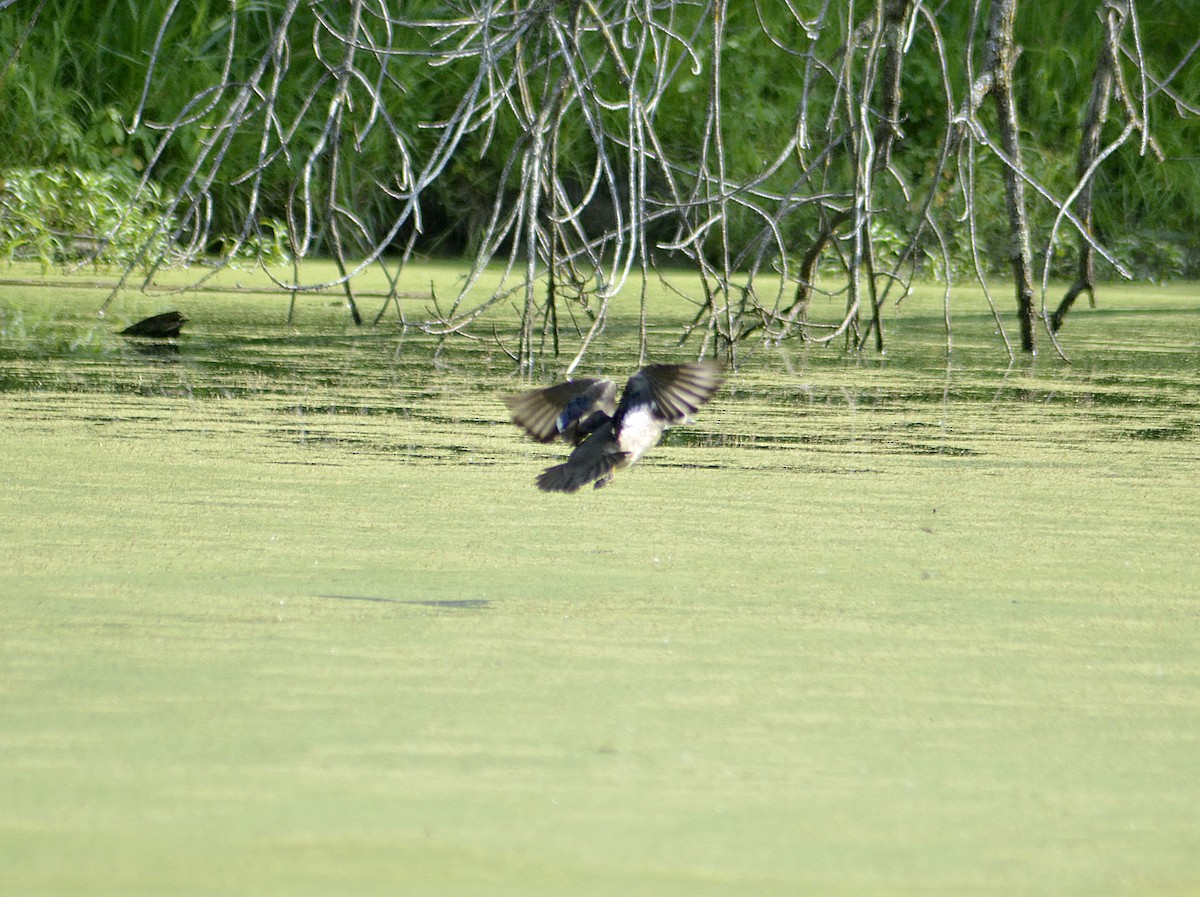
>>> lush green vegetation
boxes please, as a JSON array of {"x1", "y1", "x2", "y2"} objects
[
  {"x1": 0, "y1": 166, "x2": 176, "y2": 267},
  {"x1": 2, "y1": 269, "x2": 1199, "y2": 894},
  {"x1": 1, "y1": 1, "x2": 1197, "y2": 278}
]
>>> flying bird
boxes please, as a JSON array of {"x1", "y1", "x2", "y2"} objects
[{"x1": 505, "y1": 360, "x2": 724, "y2": 493}]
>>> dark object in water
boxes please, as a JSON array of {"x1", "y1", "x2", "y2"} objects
[{"x1": 121, "y1": 311, "x2": 187, "y2": 338}]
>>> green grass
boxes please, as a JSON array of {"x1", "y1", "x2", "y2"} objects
[{"x1": 1, "y1": 269, "x2": 1199, "y2": 895}]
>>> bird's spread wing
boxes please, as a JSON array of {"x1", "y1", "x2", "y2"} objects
[
  {"x1": 505, "y1": 377, "x2": 616, "y2": 444},
  {"x1": 621, "y1": 361, "x2": 724, "y2": 424},
  {"x1": 535, "y1": 421, "x2": 626, "y2": 493}
]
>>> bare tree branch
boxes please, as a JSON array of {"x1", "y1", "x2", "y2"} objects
[{"x1": 90, "y1": 0, "x2": 1197, "y2": 364}]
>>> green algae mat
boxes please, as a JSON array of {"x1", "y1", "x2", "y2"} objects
[{"x1": 2, "y1": 270, "x2": 1199, "y2": 896}]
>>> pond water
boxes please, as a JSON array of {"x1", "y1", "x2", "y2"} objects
[{"x1": 2, "y1": 272, "x2": 1199, "y2": 895}]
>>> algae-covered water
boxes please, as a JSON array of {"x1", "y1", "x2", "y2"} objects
[{"x1": 2, "y1": 268, "x2": 1199, "y2": 896}]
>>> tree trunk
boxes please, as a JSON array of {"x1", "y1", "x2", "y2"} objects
[
  {"x1": 865, "y1": 0, "x2": 914, "y2": 351},
  {"x1": 985, "y1": 0, "x2": 1037, "y2": 353},
  {"x1": 1050, "y1": 0, "x2": 1127, "y2": 333}
]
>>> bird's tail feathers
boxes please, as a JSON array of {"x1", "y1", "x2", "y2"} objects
[{"x1": 536, "y1": 453, "x2": 624, "y2": 493}]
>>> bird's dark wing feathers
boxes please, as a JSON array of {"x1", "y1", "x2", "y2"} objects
[
  {"x1": 622, "y1": 361, "x2": 724, "y2": 423},
  {"x1": 507, "y1": 361, "x2": 722, "y2": 492},
  {"x1": 535, "y1": 421, "x2": 626, "y2": 493},
  {"x1": 504, "y1": 377, "x2": 616, "y2": 444}
]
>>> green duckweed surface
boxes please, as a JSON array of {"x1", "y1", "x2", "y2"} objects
[{"x1": 2, "y1": 268, "x2": 1199, "y2": 896}]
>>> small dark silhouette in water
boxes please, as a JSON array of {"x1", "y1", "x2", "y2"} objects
[
  {"x1": 121, "y1": 311, "x2": 187, "y2": 339},
  {"x1": 505, "y1": 360, "x2": 724, "y2": 493}
]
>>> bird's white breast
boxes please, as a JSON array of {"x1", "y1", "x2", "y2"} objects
[{"x1": 616, "y1": 406, "x2": 664, "y2": 464}]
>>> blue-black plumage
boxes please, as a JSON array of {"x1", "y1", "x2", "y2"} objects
[{"x1": 505, "y1": 361, "x2": 724, "y2": 492}]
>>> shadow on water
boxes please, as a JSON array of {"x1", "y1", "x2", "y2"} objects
[
  {"x1": 1126, "y1": 422, "x2": 1196, "y2": 440},
  {"x1": 318, "y1": 594, "x2": 492, "y2": 610},
  {"x1": 123, "y1": 338, "x2": 183, "y2": 361}
]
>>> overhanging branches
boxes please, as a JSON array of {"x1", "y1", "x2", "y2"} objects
[{"x1": 16, "y1": 0, "x2": 1190, "y2": 364}]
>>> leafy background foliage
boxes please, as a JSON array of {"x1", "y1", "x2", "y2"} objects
[{"x1": 0, "y1": 0, "x2": 1196, "y2": 278}]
